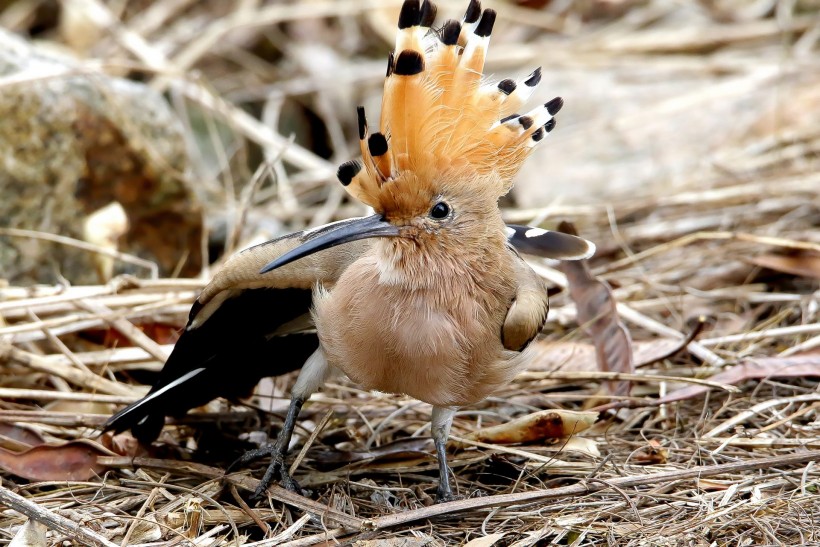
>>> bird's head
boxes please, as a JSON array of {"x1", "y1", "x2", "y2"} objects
[{"x1": 262, "y1": 0, "x2": 563, "y2": 272}]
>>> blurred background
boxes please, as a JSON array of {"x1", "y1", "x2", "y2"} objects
[
  {"x1": 0, "y1": 3, "x2": 818, "y2": 543},
  {"x1": 1, "y1": 0, "x2": 817, "y2": 286}
]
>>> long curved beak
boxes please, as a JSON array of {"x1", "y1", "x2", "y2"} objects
[{"x1": 260, "y1": 214, "x2": 400, "y2": 274}]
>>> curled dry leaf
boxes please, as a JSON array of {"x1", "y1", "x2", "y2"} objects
[
  {"x1": 558, "y1": 221, "x2": 634, "y2": 397},
  {"x1": 100, "y1": 431, "x2": 144, "y2": 458},
  {"x1": 465, "y1": 409, "x2": 598, "y2": 445},
  {"x1": 0, "y1": 439, "x2": 114, "y2": 481}
]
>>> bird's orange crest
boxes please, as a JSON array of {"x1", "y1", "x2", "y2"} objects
[{"x1": 336, "y1": 0, "x2": 562, "y2": 214}]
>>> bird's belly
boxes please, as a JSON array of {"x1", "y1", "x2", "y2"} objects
[{"x1": 313, "y1": 269, "x2": 520, "y2": 407}]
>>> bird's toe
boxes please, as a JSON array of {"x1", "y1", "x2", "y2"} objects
[
  {"x1": 279, "y1": 467, "x2": 304, "y2": 496},
  {"x1": 229, "y1": 443, "x2": 277, "y2": 472}
]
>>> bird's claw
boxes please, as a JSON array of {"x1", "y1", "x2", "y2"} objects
[
  {"x1": 250, "y1": 451, "x2": 304, "y2": 499},
  {"x1": 229, "y1": 443, "x2": 276, "y2": 471},
  {"x1": 228, "y1": 443, "x2": 304, "y2": 499}
]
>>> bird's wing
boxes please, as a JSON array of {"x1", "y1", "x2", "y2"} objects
[
  {"x1": 501, "y1": 225, "x2": 594, "y2": 351},
  {"x1": 505, "y1": 224, "x2": 595, "y2": 260},
  {"x1": 501, "y1": 255, "x2": 550, "y2": 352},
  {"x1": 103, "y1": 220, "x2": 371, "y2": 442}
]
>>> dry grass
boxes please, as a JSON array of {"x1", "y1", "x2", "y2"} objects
[{"x1": 1, "y1": 0, "x2": 819, "y2": 545}]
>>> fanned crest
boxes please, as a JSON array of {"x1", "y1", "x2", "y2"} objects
[{"x1": 337, "y1": 0, "x2": 562, "y2": 211}]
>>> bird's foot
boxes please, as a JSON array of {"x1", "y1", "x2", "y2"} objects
[
  {"x1": 252, "y1": 450, "x2": 305, "y2": 499},
  {"x1": 435, "y1": 483, "x2": 464, "y2": 504},
  {"x1": 228, "y1": 443, "x2": 304, "y2": 499}
]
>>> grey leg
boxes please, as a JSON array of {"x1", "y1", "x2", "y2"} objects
[
  {"x1": 431, "y1": 406, "x2": 458, "y2": 502},
  {"x1": 231, "y1": 349, "x2": 331, "y2": 498},
  {"x1": 233, "y1": 395, "x2": 304, "y2": 498}
]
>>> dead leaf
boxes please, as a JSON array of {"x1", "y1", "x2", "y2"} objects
[
  {"x1": 550, "y1": 436, "x2": 601, "y2": 458},
  {"x1": 529, "y1": 339, "x2": 686, "y2": 373},
  {"x1": 659, "y1": 351, "x2": 820, "y2": 405},
  {"x1": 463, "y1": 533, "x2": 507, "y2": 547},
  {"x1": 465, "y1": 409, "x2": 598, "y2": 444},
  {"x1": 558, "y1": 221, "x2": 634, "y2": 397},
  {"x1": 100, "y1": 431, "x2": 144, "y2": 458},
  {"x1": 0, "y1": 423, "x2": 46, "y2": 451},
  {"x1": 0, "y1": 439, "x2": 114, "y2": 481},
  {"x1": 748, "y1": 253, "x2": 820, "y2": 280},
  {"x1": 9, "y1": 520, "x2": 47, "y2": 547},
  {"x1": 631, "y1": 439, "x2": 668, "y2": 465}
]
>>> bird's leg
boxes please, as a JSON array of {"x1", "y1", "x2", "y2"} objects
[
  {"x1": 240, "y1": 395, "x2": 304, "y2": 498},
  {"x1": 231, "y1": 349, "x2": 331, "y2": 499},
  {"x1": 431, "y1": 406, "x2": 459, "y2": 503}
]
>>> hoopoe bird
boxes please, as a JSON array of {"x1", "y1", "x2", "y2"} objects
[{"x1": 104, "y1": 0, "x2": 594, "y2": 502}]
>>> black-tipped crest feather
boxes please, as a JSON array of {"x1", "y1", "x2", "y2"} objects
[
  {"x1": 394, "y1": 50, "x2": 425, "y2": 75},
  {"x1": 464, "y1": 0, "x2": 481, "y2": 23},
  {"x1": 398, "y1": 0, "x2": 421, "y2": 29},
  {"x1": 525, "y1": 67, "x2": 542, "y2": 87},
  {"x1": 368, "y1": 133, "x2": 389, "y2": 156},
  {"x1": 337, "y1": 160, "x2": 362, "y2": 186},
  {"x1": 545, "y1": 97, "x2": 563, "y2": 116},
  {"x1": 357, "y1": 106, "x2": 367, "y2": 140},
  {"x1": 474, "y1": 9, "x2": 496, "y2": 37}
]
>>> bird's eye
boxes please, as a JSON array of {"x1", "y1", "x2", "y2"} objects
[{"x1": 430, "y1": 202, "x2": 450, "y2": 219}]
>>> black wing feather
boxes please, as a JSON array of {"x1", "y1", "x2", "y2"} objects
[{"x1": 104, "y1": 288, "x2": 318, "y2": 443}]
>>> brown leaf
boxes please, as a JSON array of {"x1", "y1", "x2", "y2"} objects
[
  {"x1": 529, "y1": 339, "x2": 684, "y2": 373},
  {"x1": 558, "y1": 221, "x2": 634, "y2": 396},
  {"x1": 659, "y1": 352, "x2": 820, "y2": 405},
  {"x1": 0, "y1": 423, "x2": 46, "y2": 451},
  {"x1": 465, "y1": 409, "x2": 598, "y2": 444},
  {"x1": 0, "y1": 439, "x2": 113, "y2": 481},
  {"x1": 632, "y1": 440, "x2": 668, "y2": 465},
  {"x1": 100, "y1": 432, "x2": 144, "y2": 458},
  {"x1": 748, "y1": 253, "x2": 820, "y2": 280}
]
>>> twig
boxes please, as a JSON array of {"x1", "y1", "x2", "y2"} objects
[
  {"x1": 0, "y1": 227, "x2": 158, "y2": 279},
  {"x1": 364, "y1": 450, "x2": 820, "y2": 530},
  {"x1": 289, "y1": 409, "x2": 334, "y2": 476},
  {"x1": 517, "y1": 370, "x2": 739, "y2": 392},
  {"x1": 0, "y1": 345, "x2": 138, "y2": 397},
  {"x1": 699, "y1": 323, "x2": 820, "y2": 347},
  {"x1": 0, "y1": 483, "x2": 119, "y2": 547}
]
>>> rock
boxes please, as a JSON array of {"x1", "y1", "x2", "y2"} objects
[{"x1": 0, "y1": 28, "x2": 202, "y2": 284}]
